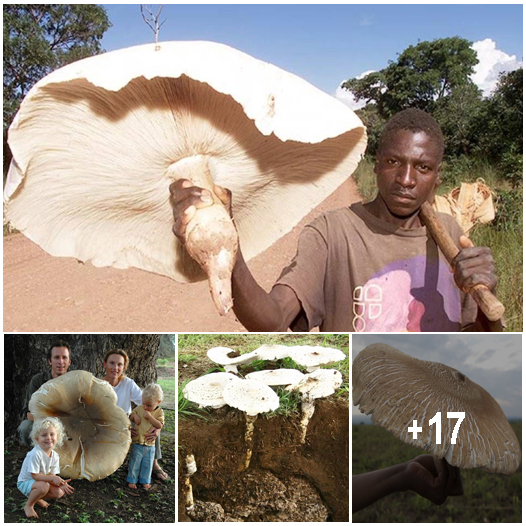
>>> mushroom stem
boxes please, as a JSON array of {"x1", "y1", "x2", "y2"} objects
[
  {"x1": 242, "y1": 414, "x2": 258, "y2": 471},
  {"x1": 184, "y1": 454, "x2": 197, "y2": 511},
  {"x1": 299, "y1": 395, "x2": 315, "y2": 444},
  {"x1": 167, "y1": 155, "x2": 238, "y2": 315}
]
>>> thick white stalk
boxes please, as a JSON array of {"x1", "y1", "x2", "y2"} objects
[
  {"x1": 243, "y1": 413, "x2": 258, "y2": 470},
  {"x1": 299, "y1": 396, "x2": 315, "y2": 444},
  {"x1": 184, "y1": 454, "x2": 197, "y2": 511},
  {"x1": 167, "y1": 155, "x2": 238, "y2": 315}
]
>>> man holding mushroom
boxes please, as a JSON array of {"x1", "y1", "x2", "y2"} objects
[{"x1": 171, "y1": 109, "x2": 497, "y2": 332}]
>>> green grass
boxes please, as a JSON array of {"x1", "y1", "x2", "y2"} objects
[{"x1": 352, "y1": 422, "x2": 522, "y2": 522}]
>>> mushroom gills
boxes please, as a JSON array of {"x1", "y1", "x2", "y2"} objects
[{"x1": 167, "y1": 155, "x2": 238, "y2": 315}]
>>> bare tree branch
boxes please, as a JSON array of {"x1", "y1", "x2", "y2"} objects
[{"x1": 140, "y1": 4, "x2": 167, "y2": 45}]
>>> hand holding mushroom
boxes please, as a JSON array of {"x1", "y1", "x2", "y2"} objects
[{"x1": 352, "y1": 455, "x2": 463, "y2": 513}]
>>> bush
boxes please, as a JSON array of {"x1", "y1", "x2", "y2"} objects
[{"x1": 493, "y1": 188, "x2": 523, "y2": 231}]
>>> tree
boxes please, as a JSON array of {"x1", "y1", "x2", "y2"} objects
[
  {"x1": 5, "y1": 334, "x2": 162, "y2": 440},
  {"x1": 140, "y1": 4, "x2": 166, "y2": 46},
  {"x1": 434, "y1": 83, "x2": 484, "y2": 157},
  {"x1": 3, "y1": 4, "x2": 111, "y2": 171},
  {"x1": 342, "y1": 37, "x2": 479, "y2": 119}
]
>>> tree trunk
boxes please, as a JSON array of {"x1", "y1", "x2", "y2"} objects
[{"x1": 4, "y1": 334, "x2": 164, "y2": 440}]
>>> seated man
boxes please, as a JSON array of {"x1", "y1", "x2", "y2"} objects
[
  {"x1": 171, "y1": 108, "x2": 497, "y2": 332},
  {"x1": 18, "y1": 340, "x2": 72, "y2": 447}
]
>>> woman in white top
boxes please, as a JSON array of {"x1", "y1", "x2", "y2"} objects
[{"x1": 101, "y1": 349, "x2": 169, "y2": 482}]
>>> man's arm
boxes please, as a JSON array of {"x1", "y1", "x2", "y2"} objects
[
  {"x1": 231, "y1": 250, "x2": 301, "y2": 331},
  {"x1": 170, "y1": 179, "x2": 302, "y2": 331}
]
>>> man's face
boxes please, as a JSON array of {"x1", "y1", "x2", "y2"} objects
[
  {"x1": 374, "y1": 129, "x2": 442, "y2": 223},
  {"x1": 48, "y1": 346, "x2": 71, "y2": 378}
]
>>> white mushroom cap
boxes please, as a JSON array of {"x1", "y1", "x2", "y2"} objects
[
  {"x1": 289, "y1": 369, "x2": 343, "y2": 399},
  {"x1": 183, "y1": 372, "x2": 241, "y2": 409},
  {"x1": 353, "y1": 343, "x2": 521, "y2": 475},
  {"x1": 207, "y1": 347, "x2": 259, "y2": 373},
  {"x1": 288, "y1": 346, "x2": 346, "y2": 372},
  {"x1": 245, "y1": 369, "x2": 305, "y2": 387},
  {"x1": 4, "y1": 41, "x2": 366, "y2": 286},
  {"x1": 252, "y1": 344, "x2": 292, "y2": 361},
  {"x1": 222, "y1": 379, "x2": 280, "y2": 416},
  {"x1": 28, "y1": 371, "x2": 131, "y2": 481}
]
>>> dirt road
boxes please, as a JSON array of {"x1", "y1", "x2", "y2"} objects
[{"x1": 4, "y1": 178, "x2": 361, "y2": 332}]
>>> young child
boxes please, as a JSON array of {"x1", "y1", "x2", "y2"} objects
[
  {"x1": 17, "y1": 416, "x2": 74, "y2": 518},
  {"x1": 127, "y1": 383, "x2": 164, "y2": 490}
]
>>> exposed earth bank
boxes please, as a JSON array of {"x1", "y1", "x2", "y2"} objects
[{"x1": 178, "y1": 398, "x2": 349, "y2": 522}]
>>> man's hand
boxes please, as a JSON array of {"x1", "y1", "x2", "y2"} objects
[
  {"x1": 404, "y1": 455, "x2": 463, "y2": 505},
  {"x1": 144, "y1": 426, "x2": 161, "y2": 443},
  {"x1": 169, "y1": 179, "x2": 233, "y2": 245},
  {"x1": 451, "y1": 235, "x2": 497, "y2": 293}
]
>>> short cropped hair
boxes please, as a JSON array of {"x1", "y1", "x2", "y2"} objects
[
  {"x1": 48, "y1": 340, "x2": 71, "y2": 361},
  {"x1": 31, "y1": 417, "x2": 67, "y2": 448},
  {"x1": 142, "y1": 383, "x2": 163, "y2": 403},
  {"x1": 378, "y1": 108, "x2": 444, "y2": 159}
]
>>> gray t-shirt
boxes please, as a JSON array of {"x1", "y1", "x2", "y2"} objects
[{"x1": 276, "y1": 203, "x2": 477, "y2": 332}]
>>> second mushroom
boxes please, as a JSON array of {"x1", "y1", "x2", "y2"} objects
[{"x1": 222, "y1": 379, "x2": 279, "y2": 471}]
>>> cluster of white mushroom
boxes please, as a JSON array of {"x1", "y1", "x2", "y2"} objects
[{"x1": 183, "y1": 344, "x2": 345, "y2": 472}]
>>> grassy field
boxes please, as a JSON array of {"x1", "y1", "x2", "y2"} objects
[
  {"x1": 353, "y1": 157, "x2": 523, "y2": 331},
  {"x1": 352, "y1": 422, "x2": 522, "y2": 522}
]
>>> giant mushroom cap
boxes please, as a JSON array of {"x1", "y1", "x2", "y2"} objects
[
  {"x1": 252, "y1": 344, "x2": 292, "y2": 361},
  {"x1": 4, "y1": 40, "x2": 366, "y2": 315},
  {"x1": 28, "y1": 371, "x2": 131, "y2": 481},
  {"x1": 222, "y1": 379, "x2": 279, "y2": 416},
  {"x1": 353, "y1": 343, "x2": 521, "y2": 475},
  {"x1": 290, "y1": 368, "x2": 343, "y2": 398},
  {"x1": 289, "y1": 346, "x2": 346, "y2": 372},
  {"x1": 183, "y1": 371, "x2": 242, "y2": 409},
  {"x1": 245, "y1": 368, "x2": 305, "y2": 387},
  {"x1": 206, "y1": 347, "x2": 259, "y2": 373}
]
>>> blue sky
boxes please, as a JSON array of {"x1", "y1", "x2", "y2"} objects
[
  {"x1": 101, "y1": 4, "x2": 523, "y2": 102},
  {"x1": 352, "y1": 334, "x2": 522, "y2": 421}
]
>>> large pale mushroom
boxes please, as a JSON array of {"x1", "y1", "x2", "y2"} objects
[
  {"x1": 245, "y1": 368, "x2": 305, "y2": 387},
  {"x1": 206, "y1": 347, "x2": 259, "y2": 374},
  {"x1": 353, "y1": 343, "x2": 521, "y2": 475},
  {"x1": 288, "y1": 369, "x2": 343, "y2": 443},
  {"x1": 4, "y1": 40, "x2": 366, "y2": 316},
  {"x1": 222, "y1": 379, "x2": 279, "y2": 471},
  {"x1": 289, "y1": 346, "x2": 346, "y2": 372},
  {"x1": 183, "y1": 371, "x2": 241, "y2": 408},
  {"x1": 28, "y1": 370, "x2": 131, "y2": 480}
]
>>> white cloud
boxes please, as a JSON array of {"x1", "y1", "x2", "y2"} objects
[
  {"x1": 334, "y1": 70, "x2": 376, "y2": 110},
  {"x1": 334, "y1": 85, "x2": 366, "y2": 110},
  {"x1": 471, "y1": 38, "x2": 522, "y2": 97}
]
